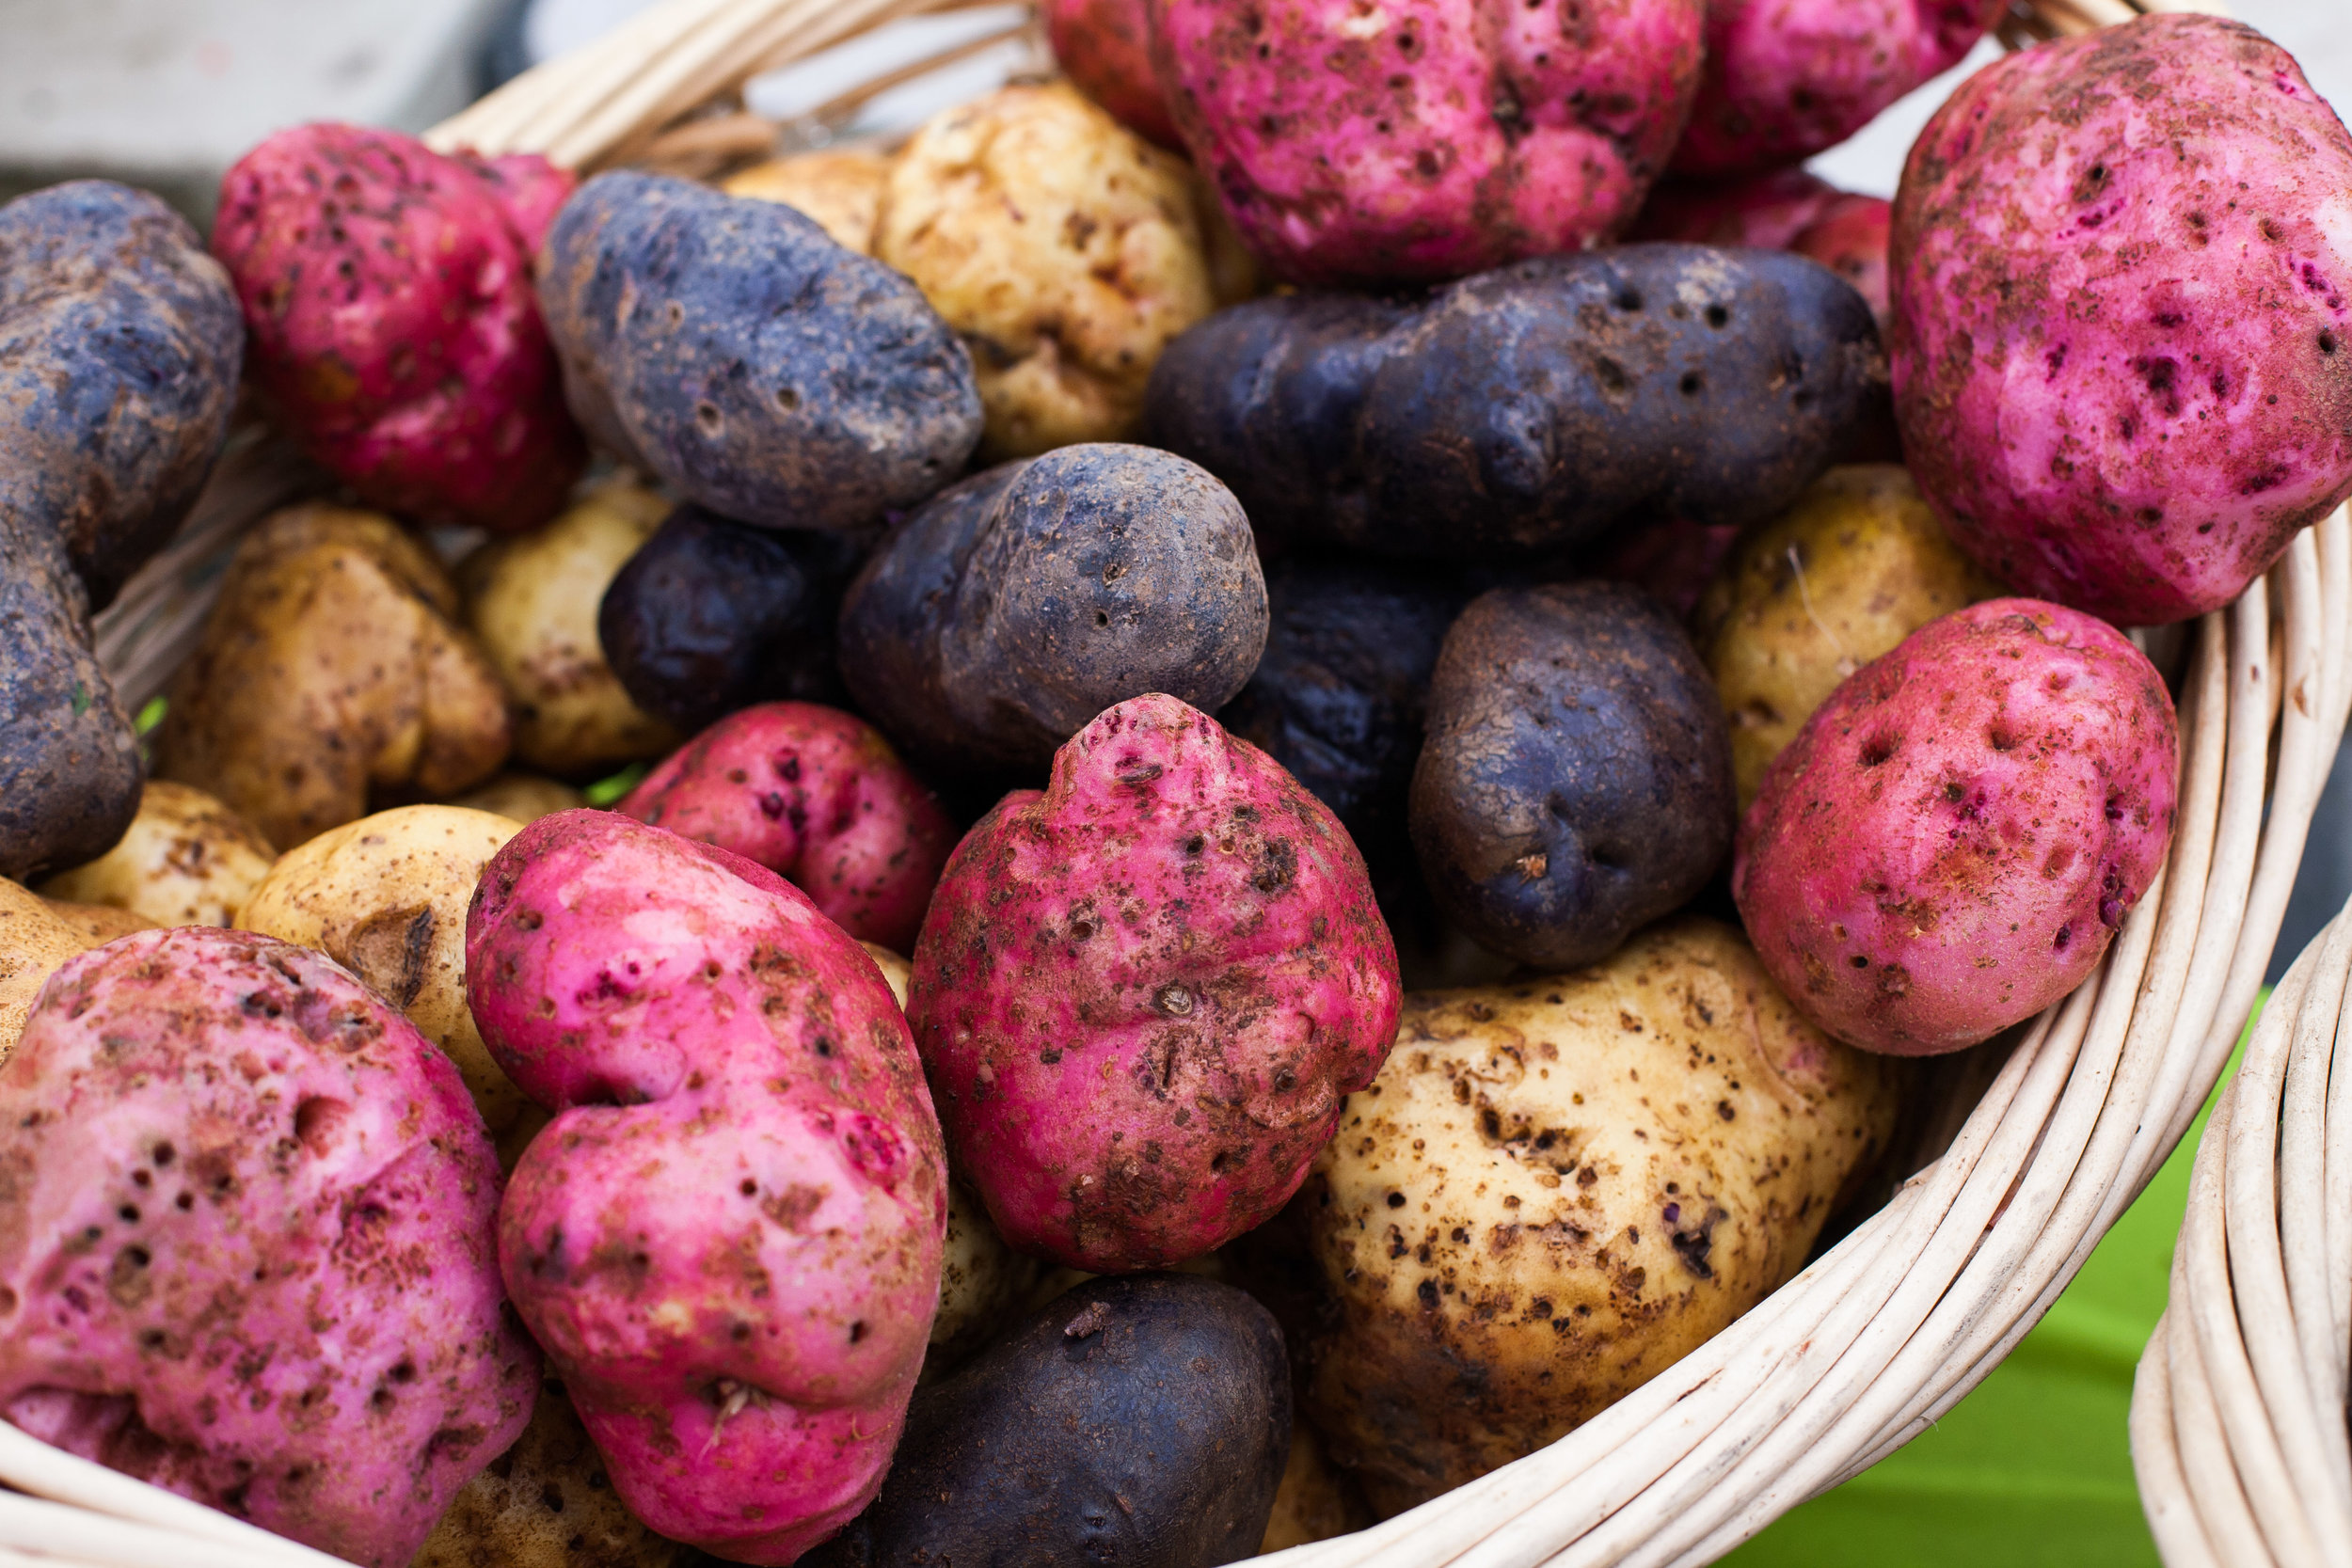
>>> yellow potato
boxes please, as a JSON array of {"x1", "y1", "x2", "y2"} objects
[
  {"x1": 877, "y1": 82, "x2": 1221, "y2": 459},
  {"x1": 446, "y1": 771, "x2": 586, "y2": 826},
  {"x1": 39, "y1": 900, "x2": 154, "y2": 943},
  {"x1": 1259, "y1": 1425, "x2": 1371, "y2": 1554},
  {"x1": 723, "y1": 148, "x2": 891, "y2": 254},
  {"x1": 153, "y1": 503, "x2": 511, "y2": 849},
  {"x1": 461, "y1": 481, "x2": 679, "y2": 778},
  {"x1": 858, "y1": 941, "x2": 913, "y2": 1006},
  {"x1": 0, "y1": 880, "x2": 105, "y2": 1068},
  {"x1": 237, "y1": 805, "x2": 531, "y2": 1148},
  {"x1": 1695, "y1": 465, "x2": 2003, "y2": 809},
  {"x1": 925, "y1": 1177, "x2": 1044, "y2": 1379},
  {"x1": 39, "y1": 780, "x2": 277, "y2": 927},
  {"x1": 415, "y1": 1379, "x2": 687, "y2": 1568},
  {"x1": 1299, "y1": 918, "x2": 1900, "y2": 1514}
]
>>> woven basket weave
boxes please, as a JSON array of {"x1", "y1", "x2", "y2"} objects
[{"x1": 14, "y1": 0, "x2": 2331, "y2": 1564}]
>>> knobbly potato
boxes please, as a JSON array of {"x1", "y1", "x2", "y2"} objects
[
  {"x1": 1735, "y1": 599, "x2": 2178, "y2": 1054},
  {"x1": 1145, "y1": 245, "x2": 1887, "y2": 562},
  {"x1": 805, "y1": 1275, "x2": 1290, "y2": 1568},
  {"x1": 236, "y1": 805, "x2": 532, "y2": 1150},
  {"x1": 877, "y1": 83, "x2": 1224, "y2": 459},
  {"x1": 0, "y1": 879, "x2": 105, "y2": 1067},
  {"x1": 840, "y1": 445, "x2": 1267, "y2": 775},
  {"x1": 153, "y1": 504, "x2": 513, "y2": 849},
  {"x1": 1696, "y1": 465, "x2": 2002, "y2": 809},
  {"x1": 39, "y1": 900, "x2": 153, "y2": 944},
  {"x1": 461, "y1": 479, "x2": 679, "y2": 777},
  {"x1": 39, "y1": 781, "x2": 278, "y2": 928},
  {"x1": 1411, "y1": 584, "x2": 1735, "y2": 970},
  {"x1": 446, "y1": 771, "x2": 584, "y2": 825},
  {"x1": 723, "y1": 149, "x2": 891, "y2": 252},
  {"x1": 1298, "y1": 919, "x2": 1899, "y2": 1513},
  {"x1": 414, "y1": 1378, "x2": 687, "y2": 1568}
]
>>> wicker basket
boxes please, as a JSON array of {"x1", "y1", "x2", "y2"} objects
[
  {"x1": 14, "y1": 0, "x2": 2333, "y2": 1564},
  {"x1": 2129, "y1": 907, "x2": 2352, "y2": 1566}
]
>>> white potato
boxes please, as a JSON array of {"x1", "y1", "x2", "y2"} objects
[{"x1": 40, "y1": 780, "x2": 277, "y2": 928}]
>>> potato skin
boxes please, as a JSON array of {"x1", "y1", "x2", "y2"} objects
[
  {"x1": 909, "y1": 695, "x2": 1402, "y2": 1272},
  {"x1": 1891, "y1": 14, "x2": 2352, "y2": 624},
  {"x1": 153, "y1": 504, "x2": 513, "y2": 849},
  {"x1": 1789, "y1": 195, "x2": 1892, "y2": 330},
  {"x1": 40, "y1": 900, "x2": 154, "y2": 944},
  {"x1": 39, "y1": 781, "x2": 277, "y2": 929},
  {"x1": 446, "y1": 772, "x2": 584, "y2": 826},
  {"x1": 0, "y1": 928, "x2": 537, "y2": 1568},
  {"x1": 1144, "y1": 245, "x2": 1886, "y2": 562},
  {"x1": 1150, "y1": 0, "x2": 1704, "y2": 287},
  {"x1": 466, "y1": 811, "x2": 947, "y2": 1564},
  {"x1": 236, "y1": 806, "x2": 531, "y2": 1149},
  {"x1": 213, "y1": 124, "x2": 584, "y2": 531},
  {"x1": 461, "y1": 480, "x2": 679, "y2": 777},
  {"x1": 723, "y1": 150, "x2": 890, "y2": 253},
  {"x1": 1047, "y1": 0, "x2": 1182, "y2": 149},
  {"x1": 618, "y1": 702, "x2": 958, "y2": 953},
  {"x1": 538, "y1": 171, "x2": 981, "y2": 531},
  {"x1": 927, "y1": 1178, "x2": 1043, "y2": 1379},
  {"x1": 0, "y1": 879, "x2": 107, "y2": 1069},
  {"x1": 806, "y1": 1275, "x2": 1289, "y2": 1568},
  {"x1": 1630, "y1": 167, "x2": 1843, "y2": 250},
  {"x1": 1299, "y1": 919, "x2": 1899, "y2": 1513},
  {"x1": 1734, "y1": 598, "x2": 2178, "y2": 1054},
  {"x1": 599, "y1": 503, "x2": 864, "y2": 735},
  {"x1": 1696, "y1": 465, "x2": 2001, "y2": 809},
  {"x1": 1411, "y1": 583, "x2": 1735, "y2": 971},
  {"x1": 877, "y1": 83, "x2": 1221, "y2": 459},
  {"x1": 840, "y1": 444, "x2": 1268, "y2": 775}
]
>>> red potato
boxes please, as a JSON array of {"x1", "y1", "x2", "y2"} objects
[
  {"x1": 0, "y1": 928, "x2": 535, "y2": 1568},
  {"x1": 1891, "y1": 15, "x2": 2352, "y2": 624},
  {"x1": 466, "y1": 812, "x2": 946, "y2": 1564},
  {"x1": 1629, "y1": 166, "x2": 1843, "y2": 249},
  {"x1": 214, "y1": 123, "x2": 585, "y2": 532},
  {"x1": 618, "y1": 703, "x2": 958, "y2": 953},
  {"x1": 1046, "y1": 0, "x2": 1183, "y2": 149},
  {"x1": 1791, "y1": 193, "x2": 1892, "y2": 327}
]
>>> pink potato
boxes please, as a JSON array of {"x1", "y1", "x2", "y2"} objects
[
  {"x1": 1790, "y1": 192, "x2": 1892, "y2": 327},
  {"x1": 1047, "y1": 0, "x2": 1183, "y2": 149},
  {"x1": 1732, "y1": 598, "x2": 2177, "y2": 1055},
  {"x1": 908, "y1": 693, "x2": 1403, "y2": 1271},
  {"x1": 1672, "y1": 0, "x2": 1994, "y2": 178},
  {"x1": 619, "y1": 702, "x2": 957, "y2": 954},
  {"x1": 467, "y1": 810, "x2": 946, "y2": 1564},
  {"x1": 1891, "y1": 15, "x2": 2352, "y2": 626},
  {"x1": 1629, "y1": 166, "x2": 1842, "y2": 249},
  {"x1": 1149, "y1": 0, "x2": 1705, "y2": 286},
  {"x1": 214, "y1": 123, "x2": 585, "y2": 532},
  {"x1": 0, "y1": 927, "x2": 535, "y2": 1568}
]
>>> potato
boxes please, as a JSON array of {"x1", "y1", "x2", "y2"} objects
[
  {"x1": 929, "y1": 1178, "x2": 1044, "y2": 1378},
  {"x1": 1891, "y1": 14, "x2": 2352, "y2": 625},
  {"x1": 1298, "y1": 919, "x2": 1899, "y2": 1513},
  {"x1": 1672, "y1": 0, "x2": 1994, "y2": 178},
  {"x1": 38, "y1": 781, "x2": 277, "y2": 929},
  {"x1": 859, "y1": 942, "x2": 913, "y2": 1006},
  {"x1": 909, "y1": 695, "x2": 1402, "y2": 1272},
  {"x1": 461, "y1": 479, "x2": 679, "y2": 777},
  {"x1": 0, "y1": 879, "x2": 106, "y2": 1068},
  {"x1": 538, "y1": 171, "x2": 981, "y2": 531},
  {"x1": 1735, "y1": 598, "x2": 2178, "y2": 1054},
  {"x1": 236, "y1": 805, "x2": 531, "y2": 1148},
  {"x1": 153, "y1": 503, "x2": 513, "y2": 850},
  {"x1": 0, "y1": 928, "x2": 537, "y2": 1568},
  {"x1": 1696, "y1": 465, "x2": 2002, "y2": 809},
  {"x1": 1259, "y1": 1425, "x2": 1371, "y2": 1553},
  {"x1": 599, "y1": 503, "x2": 864, "y2": 735},
  {"x1": 414, "y1": 1378, "x2": 687, "y2": 1568},
  {"x1": 1151, "y1": 0, "x2": 1704, "y2": 287},
  {"x1": 213, "y1": 124, "x2": 584, "y2": 531},
  {"x1": 1144, "y1": 245, "x2": 1887, "y2": 562},
  {"x1": 1411, "y1": 583, "x2": 1734, "y2": 971},
  {"x1": 723, "y1": 149, "x2": 890, "y2": 252},
  {"x1": 804, "y1": 1275, "x2": 1290, "y2": 1568},
  {"x1": 877, "y1": 83, "x2": 1223, "y2": 459},
  {"x1": 1790, "y1": 194, "x2": 1892, "y2": 329},
  {"x1": 0, "y1": 181, "x2": 241, "y2": 879},
  {"x1": 1047, "y1": 0, "x2": 1182, "y2": 148},
  {"x1": 840, "y1": 444, "x2": 1267, "y2": 775},
  {"x1": 39, "y1": 900, "x2": 153, "y2": 944},
  {"x1": 446, "y1": 771, "x2": 584, "y2": 825},
  {"x1": 467, "y1": 811, "x2": 947, "y2": 1564},
  {"x1": 1630, "y1": 167, "x2": 1844, "y2": 249}
]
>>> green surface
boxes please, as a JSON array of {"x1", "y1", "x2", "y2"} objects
[{"x1": 1724, "y1": 1016, "x2": 2252, "y2": 1568}]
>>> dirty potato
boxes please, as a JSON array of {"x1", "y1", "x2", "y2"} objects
[
  {"x1": 0, "y1": 879, "x2": 109, "y2": 1066},
  {"x1": 1298, "y1": 918, "x2": 1899, "y2": 1514},
  {"x1": 723, "y1": 149, "x2": 891, "y2": 253},
  {"x1": 446, "y1": 771, "x2": 585, "y2": 826},
  {"x1": 39, "y1": 780, "x2": 277, "y2": 928}
]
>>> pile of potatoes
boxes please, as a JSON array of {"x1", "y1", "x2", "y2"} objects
[{"x1": 0, "y1": 6, "x2": 2346, "y2": 1568}]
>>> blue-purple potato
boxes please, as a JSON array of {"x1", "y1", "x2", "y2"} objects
[
  {"x1": 1410, "y1": 582, "x2": 1735, "y2": 969},
  {"x1": 1143, "y1": 245, "x2": 1885, "y2": 562},
  {"x1": 0, "y1": 181, "x2": 243, "y2": 879},
  {"x1": 598, "y1": 502, "x2": 865, "y2": 734},
  {"x1": 838, "y1": 443, "x2": 1268, "y2": 775},
  {"x1": 803, "y1": 1274, "x2": 1289, "y2": 1568},
  {"x1": 537, "y1": 172, "x2": 981, "y2": 531}
]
